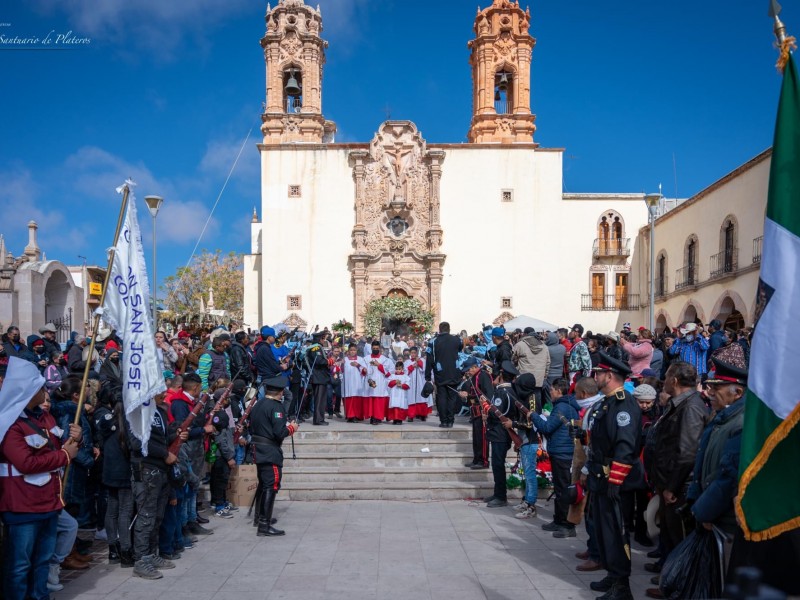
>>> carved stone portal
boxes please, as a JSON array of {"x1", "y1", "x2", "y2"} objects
[{"x1": 349, "y1": 121, "x2": 445, "y2": 333}]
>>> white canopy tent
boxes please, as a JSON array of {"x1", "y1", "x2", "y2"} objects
[{"x1": 501, "y1": 315, "x2": 559, "y2": 332}]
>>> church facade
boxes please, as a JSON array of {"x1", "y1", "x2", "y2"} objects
[{"x1": 243, "y1": 0, "x2": 650, "y2": 334}]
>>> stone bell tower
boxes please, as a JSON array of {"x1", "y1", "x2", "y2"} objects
[
  {"x1": 467, "y1": 0, "x2": 537, "y2": 144},
  {"x1": 260, "y1": 0, "x2": 336, "y2": 144}
]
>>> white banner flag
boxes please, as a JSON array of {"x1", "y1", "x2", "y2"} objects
[{"x1": 101, "y1": 181, "x2": 166, "y2": 455}]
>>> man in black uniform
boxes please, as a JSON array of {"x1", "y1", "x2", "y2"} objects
[
  {"x1": 459, "y1": 357, "x2": 494, "y2": 470},
  {"x1": 306, "y1": 343, "x2": 330, "y2": 426},
  {"x1": 424, "y1": 321, "x2": 463, "y2": 428},
  {"x1": 248, "y1": 376, "x2": 299, "y2": 536},
  {"x1": 585, "y1": 352, "x2": 642, "y2": 600},
  {"x1": 481, "y1": 360, "x2": 519, "y2": 508}
]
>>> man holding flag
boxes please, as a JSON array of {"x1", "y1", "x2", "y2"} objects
[
  {"x1": 100, "y1": 181, "x2": 177, "y2": 580},
  {"x1": 733, "y1": 3, "x2": 800, "y2": 595}
]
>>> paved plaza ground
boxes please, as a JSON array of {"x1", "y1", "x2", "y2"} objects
[{"x1": 56, "y1": 498, "x2": 653, "y2": 600}]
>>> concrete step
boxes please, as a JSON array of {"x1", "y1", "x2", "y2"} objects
[
  {"x1": 279, "y1": 480, "x2": 518, "y2": 501},
  {"x1": 281, "y1": 466, "x2": 493, "y2": 483},
  {"x1": 282, "y1": 453, "x2": 473, "y2": 468},
  {"x1": 291, "y1": 439, "x2": 473, "y2": 453},
  {"x1": 294, "y1": 426, "x2": 471, "y2": 441}
]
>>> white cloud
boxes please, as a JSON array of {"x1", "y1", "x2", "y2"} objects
[
  {"x1": 30, "y1": 0, "x2": 372, "y2": 60},
  {"x1": 30, "y1": 0, "x2": 252, "y2": 60}
]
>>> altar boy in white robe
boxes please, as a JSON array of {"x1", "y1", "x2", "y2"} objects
[
  {"x1": 404, "y1": 347, "x2": 429, "y2": 422},
  {"x1": 342, "y1": 344, "x2": 367, "y2": 422},
  {"x1": 365, "y1": 341, "x2": 393, "y2": 425},
  {"x1": 387, "y1": 362, "x2": 411, "y2": 425}
]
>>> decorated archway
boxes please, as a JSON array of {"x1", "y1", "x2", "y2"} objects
[{"x1": 362, "y1": 296, "x2": 434, "y2": 337}]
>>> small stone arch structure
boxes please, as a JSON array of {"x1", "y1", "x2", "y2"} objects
[
  {"x1": 710, "y1": 289, "x2": 749, "y2": 329},
  {"x1": 15, "y1": 260, "x2": 83, "y2": 340}
]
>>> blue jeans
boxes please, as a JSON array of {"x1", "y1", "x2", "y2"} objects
[
  {"x1": 3, "y1": 512, "x2": 59, "y2": 600},
  {"x1": 181, "y1": 488, "x2": 198, "y2": 524},
  {"x1": 234, "y1": 445, "x2": 245, "y2": 465},
  {"x1": 159, "y1": 502, "x2": 184, "y2": 555},
  {"x1": 52, "y1": 510, "x2": 78, "y2": 564},
  {"x1": 519, "y1": 443, "x2": 539, "y2": 506}
]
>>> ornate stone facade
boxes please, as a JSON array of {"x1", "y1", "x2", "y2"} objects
[
  {"x1": 467, "y1": 0, "x2": 537, "y2": 144},
  {"x1": 260, "y1": 0, "x2": 336, "y2": 143},
  {"x1": 348, "y1": 121, "x2": 446, "y2": 333}
]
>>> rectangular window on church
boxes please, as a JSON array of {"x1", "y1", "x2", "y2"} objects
[
  {"x1": 501, "y1": 189, "x2": 514, "y2": 202},
  {"x1": 287, "y1": 295, "x2": 302, "y2": 310},
  {"x1": 501, "y1": 297, "x2": 512, "y2": 309},
  {"x1": 288, "y1": 185, "x2": 302, "y2": 198}
]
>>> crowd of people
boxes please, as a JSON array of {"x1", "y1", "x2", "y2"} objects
[{"x1": 0, "y1": 316, "x2": 797, "y2": 600}]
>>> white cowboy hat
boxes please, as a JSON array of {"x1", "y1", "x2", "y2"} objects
[{"x1": 680, "y1": 322, "x2": 698, "y2": 335}]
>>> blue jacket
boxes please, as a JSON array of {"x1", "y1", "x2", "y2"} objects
[
  {"x1": 709, "y1": 330, "x2": 727, "y2": 355},
  {"x1": 530, "y1": 395, "x2": 580, "y2": 458}
]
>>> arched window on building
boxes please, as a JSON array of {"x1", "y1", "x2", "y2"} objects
[
  {"x1": 678, "y1": 235, "x2": 698, "y2": 290},
  {"x1": 595, "y1": 211, "x2": 627, "y2": 257},
  {"x1": 598, "y1": 216, "x2": 610, "y2": 255},
  {"x1": 611, "y1": 216, "x2": 623, "y2": 252},
  {"x1": 657, "y1": 251, "x2": 667, "y2": 297},
  {"x1": 722, "y1": 217, "x2": 737, "y2": 274}
]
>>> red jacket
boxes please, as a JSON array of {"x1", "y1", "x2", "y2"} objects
[{"x1": 0, "y1": 409, "x2": 69, "y2": 514}]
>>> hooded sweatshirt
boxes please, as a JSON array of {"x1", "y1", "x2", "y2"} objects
[
  {"x1": 545, "y1": 332, "x2": 566, "y2": 382},
  {"x1": 512, "y1": 334, "x2": 551, "y2": 386}
]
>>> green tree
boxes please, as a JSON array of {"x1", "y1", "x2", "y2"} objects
[{"x1": 161, "y1": 250, "x2": 243, "y2": 320}]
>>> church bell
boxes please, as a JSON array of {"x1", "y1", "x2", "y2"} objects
[{"x1": 284, "y1": 71, "x2": 302, "y2": 96}]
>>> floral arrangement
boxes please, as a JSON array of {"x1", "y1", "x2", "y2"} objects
[
  {"x1": 332, "y1": 319, "x2": 354, "y2": 333},
  {"x1": 362, "y1": 296, "x2": 434, "y2": 337}
]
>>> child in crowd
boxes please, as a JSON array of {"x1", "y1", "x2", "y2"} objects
[{"x1": 387, "y1": 361, "x2": 411, "y2": 425}]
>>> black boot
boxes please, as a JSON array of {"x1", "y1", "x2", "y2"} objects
[
  {"x1": 598, "y1": 578, "x2": 633, "y2": 600},
  {"x1": 256, "y1": 490, "x2": 285, "y2": 536},
  {"x1": 119, "y1": 547, "x2": 135, "y2": 568},
  {"x1": 251, "y1": 489, "x2": 262, "y2": 527},
  {"x1": 108, "y1": 541, "x2": 120, "y2": 564}
]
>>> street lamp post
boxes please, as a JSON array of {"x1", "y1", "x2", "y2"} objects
[
  {"x1": 144, "y1": 195, "x2": 164, "y2": 330},
  {"x1": 644, "y1": 193, "x2": 662, "y2": 332}
]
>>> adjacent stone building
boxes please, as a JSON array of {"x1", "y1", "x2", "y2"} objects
[{"x1": 634, "y1": 149, "x2": 770, "y2": 332}]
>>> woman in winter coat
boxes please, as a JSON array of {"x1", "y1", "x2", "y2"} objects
[{"x1": 620, "y1": 329, "x2": 655, "y2": 375}]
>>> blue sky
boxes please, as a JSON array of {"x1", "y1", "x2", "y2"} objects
[{"x1": 0, "y1": 0, "x2": 791, "y2": 287}]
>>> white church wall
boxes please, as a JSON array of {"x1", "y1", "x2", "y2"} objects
[
  {"x1": 438, "y1": 146, "x2": 649, "y2": 333},
  {"x1": 259, "y1": 146, "x2": 355, "y2": 329}
]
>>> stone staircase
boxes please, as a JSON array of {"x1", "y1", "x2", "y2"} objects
[{"x1": 280, "y1": 420, "x2": 510, "y2": 501}]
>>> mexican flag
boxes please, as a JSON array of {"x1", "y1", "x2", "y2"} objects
[{"x1": 736, "y1": 53, "x2": 800, "y2": 541}]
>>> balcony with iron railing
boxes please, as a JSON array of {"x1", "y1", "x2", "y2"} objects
[
  {"x1": 592, "y1": 238, "x2": 631, "y2": 258},
  {"x1": 710, "y1": 249, "x2": 738, "y2": 279},
  {"x1": 753, "y1": 236, "x2": 763, "y2": 264},
  {"x1": 675, "y1": 265, "x2": 698, "y2": 291},
  {"x1": 655, "y1": 275, "x2": 668, "y2": 299},
  {"x1": 581, "y1": 294, "x2": 640, "y2": 311}
]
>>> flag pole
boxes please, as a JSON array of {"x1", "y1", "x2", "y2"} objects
[{"x1": 64, "y1": 182, "x2": 131, "y2": 483}]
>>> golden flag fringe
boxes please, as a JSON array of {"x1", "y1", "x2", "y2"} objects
[{"x1": 776, "y1": 36, "x2": 797, "y2": 73}]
